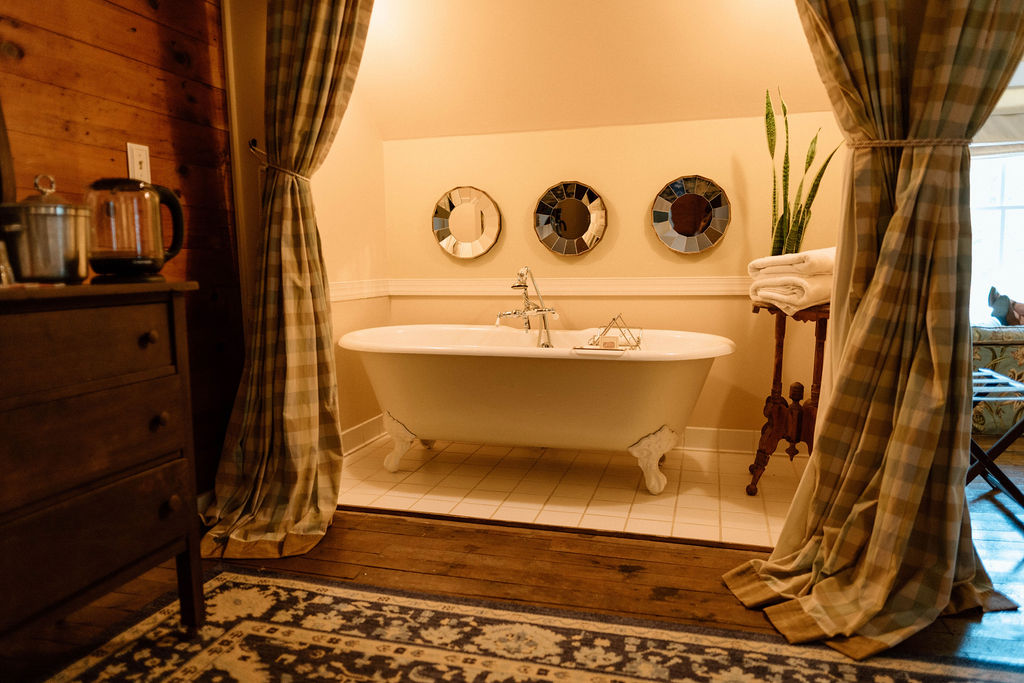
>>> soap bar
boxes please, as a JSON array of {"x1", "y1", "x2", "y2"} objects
[{"x1": 596, "y1": 335, "x2": 618, "y2": 349}]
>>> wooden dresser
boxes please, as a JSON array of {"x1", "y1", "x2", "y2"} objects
[{"x1": 0, "y1": 282, "x2": 205, "y2": 636}]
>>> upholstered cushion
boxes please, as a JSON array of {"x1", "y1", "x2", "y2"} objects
[
  {"x1": 972, "y1": 324, "x2": 1024, "y2": 344},
  {"x1": 972, "y1": 324, "x2": 1024, "y2": 434}
]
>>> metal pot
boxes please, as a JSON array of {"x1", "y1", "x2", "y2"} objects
[{"x1": 0, "y1": 174, "x2": 90, "y2": 283}]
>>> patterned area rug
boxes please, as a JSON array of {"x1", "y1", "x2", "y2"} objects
[{"x1": 50, "y1": 571, "x2": 1021, "y2": 682}]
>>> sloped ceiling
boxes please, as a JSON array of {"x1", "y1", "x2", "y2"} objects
[{"x1": 355, "y1": 0, "x2": 833, "y2": 140}]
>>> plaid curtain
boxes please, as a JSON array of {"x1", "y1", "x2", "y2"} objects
[
  {"x1": 201, "y1": 0, "x2": 373, "y2": 558},
  {"x1": 724, "y1": 0, "x2": 1024, "y2": 660}
]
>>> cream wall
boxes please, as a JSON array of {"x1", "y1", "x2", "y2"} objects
[
  {"x1": 357, "y1": 0, "x2": 830, "y2": 139},
  {"x1": 223, "y1": 0, "x2": 845, "y2": 437},
  {"x1": 314, "y1": 86, "x2": 388, "y2": 284},
  {"x1": 315, "y1": 85, "x2": 392, "y2": 432},
  {"x1": 381, "y1": 113, "x2": 843, "y2": 278},
  {"x1": 377, "y1": 114, "x2": 844, "y2": 431},
  {"x1": 221, "y1": 0, "x2": 268, "y2": 315},
  {"x1": 332, "y1": 296, "x2": 390, "y2": 429}
]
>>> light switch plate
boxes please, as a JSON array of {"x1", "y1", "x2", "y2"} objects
[{"x1": 126, "y1": 142, "x2": 151, "y2": 183}]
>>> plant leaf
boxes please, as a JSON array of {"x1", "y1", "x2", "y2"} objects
[
  {"x1": 785, "y1": 208, "x2": 807, "y2": 253},
  {"x1": 805, "y1": 129, "x2": 820, "y2": 173},
  {"x1": 780, "y1": 92, "x2": 790, "y2": 244},
  {"x1": 782, "y1": 198, "x2": 806, "y2": 254},
  {"x1": 786, "y1": 144, "x2": 839, "y2": 253},
  {"x1": 801, "y1": 144, "x2": 840, "y2": 219},
  {"x1": 771, "y1": 166, "x2": 778, "y2": 233},
  {"x1": 771, "y1": 204, "x2": 788, "y2": 256},
  {"x1": 790, "y1": 176, "x2": 807, "y2": 244},
  {"x1": 765, "y1": 90, "x2": 776, "y2": 159},
  {"x1": 792, "y1": 172, "x2": 806, "y2": 213}
]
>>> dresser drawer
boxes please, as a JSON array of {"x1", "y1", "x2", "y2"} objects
[
  {"x1": 0, "y1": 458, "x2": 192, "y2": 633},
  {"x1": 0, "y1": 375, "x2": 187, "y2": 516},
  {"x1": 0, "y1": 302, "x2": 173, "y2": 400}
]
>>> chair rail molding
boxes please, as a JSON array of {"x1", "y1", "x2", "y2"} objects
[
  {"x1": 330, "y1": 279, "x2": 391, "y2": 301},
  {"x1": 330, "y1": 276, "x2": 752, "y2": 301}
]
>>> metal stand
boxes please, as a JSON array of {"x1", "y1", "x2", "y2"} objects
[
  {"x1": 746, "y1": 303, "x2": 829, "y2": 496},
  {"x1": 970, "y1": 368, "x2": 1024, "y2": 511}
]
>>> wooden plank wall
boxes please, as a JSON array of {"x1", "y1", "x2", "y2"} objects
[{"x1": 0, "y1": 0, "x2": 244, "y2": 492}]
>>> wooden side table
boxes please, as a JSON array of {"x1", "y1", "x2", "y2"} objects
[{"x1": 746, "y1": 302, "x2": 829, "y2": 495}]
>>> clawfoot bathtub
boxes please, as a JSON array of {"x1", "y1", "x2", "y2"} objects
[{"x1": 339, "y1": 325, "x2": 734, "y2": 494}]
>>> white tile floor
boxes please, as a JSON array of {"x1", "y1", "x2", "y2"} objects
[{"x1": 339, "y1": 436, "x2": 807, "y2": 548}]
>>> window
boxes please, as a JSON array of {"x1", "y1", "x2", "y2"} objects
[{"x1": 970, "y1": 152, "x2": 1024, "y2": 324}]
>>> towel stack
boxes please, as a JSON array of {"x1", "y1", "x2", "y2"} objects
[{"x1": 748, "y1": 246, "x2": 835, "y2": 315}]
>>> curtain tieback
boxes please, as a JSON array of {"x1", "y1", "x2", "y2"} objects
[
  {"x1": 846, "y1": 137, "x2": 971, "y2": 149},
  {"x1": 247, "y1": 139, "x2": 311, "y2": 182}
]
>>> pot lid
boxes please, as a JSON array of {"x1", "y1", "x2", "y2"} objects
[{"x1": 0, "y1": 174, "x2": 89, "y2": 211}]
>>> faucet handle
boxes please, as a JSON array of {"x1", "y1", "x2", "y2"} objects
[{"x1": 512, "y1": 266, "x2": 530, "y2": 289}]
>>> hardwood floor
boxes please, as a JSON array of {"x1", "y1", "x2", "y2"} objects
[{"x1": 3, "y1": 453, "x2": 1022, "y2": 681}]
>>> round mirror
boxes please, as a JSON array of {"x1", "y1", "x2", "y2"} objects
[
  {"x1": 552, "y1": 198, "x2": 590, "y2": 238},
  {"x1": 651, "y1": 175, "x2": 730, "y2": 253},
  {"x1": 432, "y1": 186, "x2": 501, "y2": 259},
  {"x1": 534, "y1": 181, "x2": 606, "y2": 256},
  {"x1": 448, "y1": 203, "x2": 483, "y2": 241},
  {"x1": 670, "y1": 194, "x2": 712, "y2": 236}
]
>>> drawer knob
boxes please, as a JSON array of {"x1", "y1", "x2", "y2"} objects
[
  {"x1": 159, "y1": 494, "x2": 183, "y2": 519},
  {"x1": 150, "y1": 411, "x2": 171, "y2": 431},
  {"x1": 139, "y1": 329, "x2": 160, "y2": 347}
]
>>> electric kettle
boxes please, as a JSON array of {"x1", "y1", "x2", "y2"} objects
[{"x1": 85, "y1": 178, "x2": 184, "y2": 282}]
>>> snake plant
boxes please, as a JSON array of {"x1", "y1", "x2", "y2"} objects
[{"x1": 766, "y1": 89, "x2": 838, "y2": 255}]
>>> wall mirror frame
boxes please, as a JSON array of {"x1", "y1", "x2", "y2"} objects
[
  {"x1": 431, "y1": 186, "x2": 502, "y2": 259},
  {"x1": 651, "y1": 174, "x2": 730, "y2": 254},
  {"x1": 534, "y1": 180, "x2": 606, "y2": 256}
]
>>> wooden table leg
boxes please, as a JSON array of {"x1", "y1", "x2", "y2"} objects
[
  {"x1": 747, "y1": 305, "x2": 829, "y2": 495},
  {"x1": 747, "y1": 311, "x2": 788, "y2": 495},
  {"x1": 796, "y1": 316, "x2": 827, "y2": 456},
  {"x1": 175, "y1": 496, "x2": 205, "y2": 629}
]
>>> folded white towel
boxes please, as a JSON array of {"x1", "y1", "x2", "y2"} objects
[
  {"x1": 749, "y1": 273, "x2": 833, "y2": 315},
  {"x1": 747, "y1": 246, "x2": 836, "y2": 278}
]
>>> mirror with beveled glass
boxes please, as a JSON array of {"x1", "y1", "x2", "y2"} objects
[
  {"x1": 651, "y1": 175, "x2": 730, "y2": 253},
  {"x1": 533, "y1": 181, "x2": 606, "y2": 256},
  {"x1": 431, "y1": 186, "x2": 501, "y2": 259}
]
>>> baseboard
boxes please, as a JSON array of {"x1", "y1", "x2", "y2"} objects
[
  {"x1": 682, "y1": 426, "x2": 810, "y2": 457},
  {"x1": 341, "y1": 414, "x2": 781, "y2": 457},
  {"x1": 341, "y1": 413, "x2": 386, "y2": 455},
  {"x1": 682, "y1": 426, "x2": 758, "y2": 454}
]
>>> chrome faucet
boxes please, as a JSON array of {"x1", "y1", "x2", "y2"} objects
[{"x1": 495, "y1": 266, "x2": 557, "y2": 347}]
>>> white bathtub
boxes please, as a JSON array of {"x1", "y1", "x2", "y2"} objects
[{"x1": 339, "y1": 324, "x2": 735, "y2": 494}]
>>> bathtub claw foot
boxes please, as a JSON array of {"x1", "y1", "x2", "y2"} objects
[
  {"x1": 420, "y1": 439, "x2": 436, "y2": 449},
  {"x1": 628, "y1": 426, "x2": 680, "y2": 495},
  {"x1": 383, "y1": 412, "x2": 417, "y2": 472}
]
